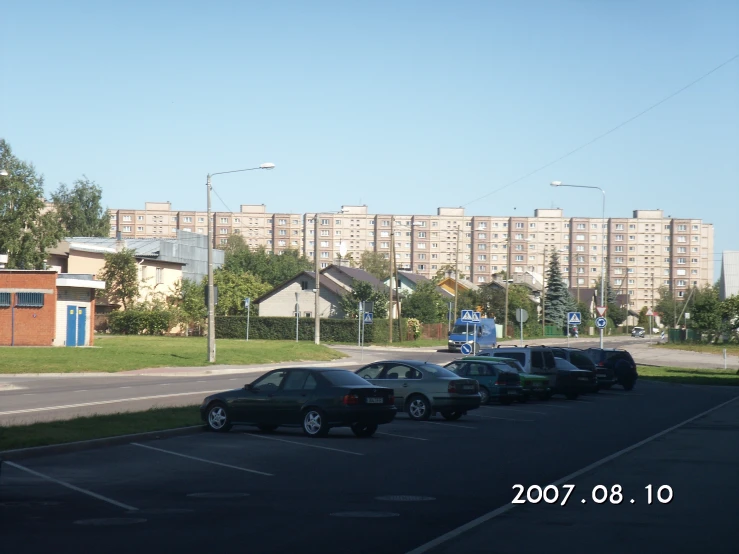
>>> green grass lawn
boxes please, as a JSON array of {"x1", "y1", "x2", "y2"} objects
[
  {"x1": 0, "y1": 406, "x2": 203, "y2": 452},
  {"x1": 0, "y1": 336, "x2": 346, "y2": 374},
  {"x1": 653, "y1": 343, "x2": 739, "y2": 357},
  {"x1": 638, "y1": 365, "x2": 739, "y2": 386}
]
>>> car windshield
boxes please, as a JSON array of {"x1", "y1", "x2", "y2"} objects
[
  {"x1": 499, "y1": 359, "x2": 524, "y2": 373},
  {"x1": 554, "y1": 357, "x2": 579, "y2": 370},
  {"x1": 450, "y1": 324, "x2": 477, "y2": 334},
  {"x1": 321, "y1": 370, "x2": 374, "y2": 386},
  {"x1": 418, "y1": 363, "x2": 460, "y2": 378}
]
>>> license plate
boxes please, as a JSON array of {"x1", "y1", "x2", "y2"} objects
[
  {"x1": 578, "y1": 377, "x2": 588, "y2": 381},
  {"x1": 366, "y1": 397, "x2": 383, "y2": 404}
]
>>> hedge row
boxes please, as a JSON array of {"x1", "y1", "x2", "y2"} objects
[
  {"x1": 109, "y1": 309, "x2": 173, "y2": 335},
  {"x1": 214, "y1": 316, "x2": 411, "y2": 343}
]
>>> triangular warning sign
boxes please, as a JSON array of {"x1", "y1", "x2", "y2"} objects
[
  {"x1": 595, "y1": 306, "x2": 607, "y2": 317},
  {"x1": 646, "y1": 309, "x2": 653, "y2": 317}
]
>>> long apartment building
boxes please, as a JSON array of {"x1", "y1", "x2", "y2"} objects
[{"x1": 109, "y1": 203, "x2": 714, "y2": 311}]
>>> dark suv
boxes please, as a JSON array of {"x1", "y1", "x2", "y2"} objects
[
  {"x1": 550, "y1": 347, "x2": 616, "y2": 391},
  {"x1": 584, "y1": 348, "x2": 638, "y2": 390}
]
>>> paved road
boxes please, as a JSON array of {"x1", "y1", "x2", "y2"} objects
[
  {"x1": 2, "y1": 381, "x2": 737, "y2": 553},
  {"x1": 1, "y1": 337, "x2": 735, "y2": 425}
]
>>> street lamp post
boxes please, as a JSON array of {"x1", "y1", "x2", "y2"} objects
[
  {"x1": 452, "y1": 225, "x2": 461, "y2": 326},
  {"x1": 206, "y1": 163, "x2": 274, "y2": 363},
  {"x1": 551, "y1": 181, "x2": 607, "y2": 348}
]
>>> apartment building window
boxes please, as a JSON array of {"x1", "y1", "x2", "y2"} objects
[
  {"x1": 417, "y1": 243, "x2": 426, "y2": 249},
  {"x1": 677, "y1": 258, "x2": 686, "y2": 264},
  {"x1": 219, "y1": 217, "x2": 228, "y2": 224},
  {"x1": 418, "y1": 231, "x2": 427, "y2": 238},
  {"x1": 615, "y1": 224, "x2": 624, "y2": 230},
  {"x1": 615, "y1": 246, "x2": 624, "y2": 252},
  {"x1": 369, "y1": 241, "x2": 375, "y2": 247},
  {"x1": 219, "y1": 238, "x2": 227, "y2": 245},
  {"x1": 277, "y1": 229, "x2": 286, "y2": 236},
  {"x1": 615, "y1": 257, "x2": 624, "y2": 263},
  {"x1": 677, "y1": 280, "x2": 686, "y2": 287},
  {"x1": 515, "y1": 233, "x2": 524, "y2": 240},
  {"x1": 563, "y1": 234, "x2": 569, "y2": 241},
  {"x1": 335, "y1": 230, "x2": 341, "y2": 235},
  {"x1": 691, "y1": 258, "x2": 699, "y2": 263},
  {"x1": 292, "y1": 219, "x2": 299, "y2": 225},
  {"x1": 122, "y1": 226, "x2": 132, "y2": 232},
  {"x1": 529, "y1": 223, "x2": 536, "y2": 228},
  {"x1": 418, "y1": 254, "x2": 427, "y2": 260},
  {"x1": 477, "y1": 232, "x2": 486, "y2": 239},
  {"x1": 123, "y1": 215, "x2": 132, "y2": 222},
  {"x1": 183, "y1": 227, "x2": 191, "y2": 232},
  {"x1": 278, "y1": 240, "x2": 286, "y2": 247},
  {"x1": 515, "y1": 222, "x2": 524, "y2": 229},
  {"x1": 478, "y1": 244, "x2": 487, "y2": 250},
  {"x1": 380, "y1": 242, "x2": 389, "y2": 249},
  {"x1": 575, "y1": 223, "x2": 585, "y2": 230},
  {"x1": 692, "y1": 236, "x2": 699, "y2": 242},
  {"x1": 515, "y1": 255, "x2": 524, "y2": 261},
  {"x1": 691, "y1": 269, "x2": 698, "y2": 275},
  {"x1": 576, "y1": 245, "x2": 585, "y2": 252},
  {"x1": 320, "y1": 230, "x2": 329, "y2": 236},
  {"x1": 320, "y1": 252, "x2": 329, "y2": 258},
  {"x1": 677, "y1": 247, "x2": 686, "y2": 253},
  {"x1": 477, "y1": 254, "x2": 487, "y2": 261},
  {"x1": 677, "y1": 224, "x2": 687, "y2": 231},
  {"x1": 136, "y1": 226, "x2": 143, "y2": 232},
  {"x1": 576, "y1": 234, "x2": 585, "y2": 241},
  {"x1": 615, "y1": 235, "x2": 623, "y2": 241},
  {"x1": 218, "y1": 228, "x2": 228, "y2": 234},
  {"x1": 615, "y1": 279, "x2": 623, "y2": 286}
]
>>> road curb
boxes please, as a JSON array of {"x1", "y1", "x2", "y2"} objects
[{"x1": 0, "y1": 425, "x2": 206, "y2": 462}]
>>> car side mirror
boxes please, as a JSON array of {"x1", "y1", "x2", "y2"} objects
[{"x1": 244, "y1": 383, "x2": 254, "y2": 390}]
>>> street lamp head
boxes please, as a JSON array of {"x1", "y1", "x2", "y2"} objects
[
  {"x1": 260, "y1": 163, "x2": 276, "y2": 170},
  {"x1": 0, "y1": 169, "x2": 8, "y2": 177},
  {"x1": 550, "y1": 181, "x2": 562, "y2": 187}
]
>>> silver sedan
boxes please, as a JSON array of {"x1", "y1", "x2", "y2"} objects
[{"x1": 354, "y1": 360, "x2": 481, "y2": 421}]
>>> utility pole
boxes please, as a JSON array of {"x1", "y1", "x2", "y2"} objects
[
  {"x1": 388, "y1": 217, "x2": 395, "y2": 343},
  {"x1": 314, "y1": 213, "x2": 321, "y2": 344},
  {"x1": 503, "y1": 222, "x2": 512, "y2": 338},
  {"x1": 541, "y1": 246, "x2": 546, "y2": 337},
  {"x1": 453, "y1": 225, "x2": 461, "y2": 325}
]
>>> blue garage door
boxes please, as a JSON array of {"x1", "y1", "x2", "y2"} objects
[{"x1": 66, "y1": 306, "x2": 77, "y2": 347}]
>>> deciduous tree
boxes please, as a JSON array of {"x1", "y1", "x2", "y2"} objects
[
  {"x1": 51, "y1": 176, "x2": 110, "y2": 237},
  {"x1": 98, "y1": 248, "x2": 139, "y2": 309},
  {"x1": 359, "y1": 251, "x2": 391, "y2": 281}
]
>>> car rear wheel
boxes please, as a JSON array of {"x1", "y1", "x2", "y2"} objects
[
  {"x1": 622, "y1": 379, "x2": 636, "y2": 391},
  {"x1": 302, "y1": 409, "x2": 330, "y2": 437},
  {"x1": 257, "y1": 424, "x2": 279, "y2": 432},
  {"x1": 206, "y1": 402, "x2": 232, "y2": 433},
  {"x1": 351, "y1": 423, "x2": 378, "y2": 437},
  {"x1": 478, "y1": 386, "x2": 490, "y2": 405},
  {"x1": 441, "y1": 411, "x2": 463, "y2": 421},
  {"x1": 406, "y1": 395, "x2": 431, "y2": 421}
]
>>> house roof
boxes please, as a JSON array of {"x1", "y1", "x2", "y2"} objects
[
  {"x1": 254, "y1": 271, "x2": 347, "y2": 304},
  {"x1": 396, "y1": 271, "x2": 455, "y2": 299},
  {"x1": 322, "y1": 264, "x2": 389, "y2": 291},
  {"x1": 58, "y1": 237, "x2": 189, "y2": 265}
]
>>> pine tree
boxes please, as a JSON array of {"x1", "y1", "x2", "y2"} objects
[{"x1": 543, "y1": 250, "x2": 574, "y2": 324}]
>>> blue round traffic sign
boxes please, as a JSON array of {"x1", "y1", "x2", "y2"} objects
[
  {"x1": 460, "y1": 343, "x2": 472, "y2": 355},
  {"x1": 595, "y1": 317, "x2": 608, "y2": 329}
]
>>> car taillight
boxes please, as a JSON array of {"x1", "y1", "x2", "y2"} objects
[
  {"x1": 342, "y1": 394, "x2": 360, "y2": 405},
  {"x1": 386, "y1": 394, "x2": 394, "y2": 404},
  {"x1": 448, "y1": 382, "x2": 457, "y2": 393}
]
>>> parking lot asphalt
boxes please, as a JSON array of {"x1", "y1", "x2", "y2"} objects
[{"x1": 2, "y1": 379, "x2": 738, "y2": 554}]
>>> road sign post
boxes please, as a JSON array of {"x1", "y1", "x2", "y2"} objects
[
  {"x1": 358, "y1": 301, "x2": 363, "y2": 347},
  {"x1": 473, "y1": 312, "x2": 481, "y2": 353},
  {"x1": 244, "y1": 298, "x2": 251, "y2": 341},
  {"x1": 646, "y1": 308, "x2": 654, "y2": 344},
  {"x1": 515, "y1": 308, "x2": 528, "y2": 346}
]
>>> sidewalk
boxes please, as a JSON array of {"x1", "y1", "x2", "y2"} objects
[{"x1": 411, "y1": 395, "x2": 739, "y2": 554}]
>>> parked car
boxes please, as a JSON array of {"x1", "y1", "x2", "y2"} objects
[
  {"x1": 444, "y1": 358, "x2": 523, "y2": 405},
  {"x1": 200, "y1": 368, "x2": 397, "y2": 438},
  {"x1": 552, "y1": 357, "x2": 597, "y2": 399},
  {"x1": 550, "y1": 347, "x2": 615, "y2": 392},
  {"x1": 631, "y1": 327, "x2": 645, "y2": 338},
  {"x1": 478, "y1": 346, "x2": 583, "y2": 400},
  {"x1": 583, "y1": 348, "x2": 639, "y2": 390},
  {"x1": 462, "y1": 355, "x2": 550, "y2": 401},
  {"x1": 355, "y1": 360, "x2": 481, "y2": 421}
]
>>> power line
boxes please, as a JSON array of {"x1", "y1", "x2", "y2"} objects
[{"x1": 463, "y1": 53, "x2": 739, "y2": 208}]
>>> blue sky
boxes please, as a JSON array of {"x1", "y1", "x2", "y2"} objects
[{"x1": 2, "y1": 1, "x2": 737, "y2": 278}]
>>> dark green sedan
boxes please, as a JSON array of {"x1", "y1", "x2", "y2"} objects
[{"x1": 443, "y1": 359, "x2": 523, "y2": 405}]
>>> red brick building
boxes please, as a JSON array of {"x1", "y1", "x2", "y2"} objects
[{"x1": 0, "y1": 270, "x2": 105, "y2": 347}]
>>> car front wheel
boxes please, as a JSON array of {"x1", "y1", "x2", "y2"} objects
[
  {"x1": 206, "y1": 402, "x2": 232, "y2": 433},
  {"x1": 302, "y1": 409, "x2": 330, "y2": 437},
  {"x1": 478, "y1": 386, "x2": 490, "y2": 405}
]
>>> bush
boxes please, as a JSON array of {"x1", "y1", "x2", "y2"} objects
[
  {"x1": 407, "y1": 318, "x2": 422, "y2": 339},
  {"x1": 109, "y1": 308, "x2": 174, "y2": 335}
]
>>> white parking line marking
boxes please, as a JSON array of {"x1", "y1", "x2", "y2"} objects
[
  {"x1": 244, "y1": 433, "x2": 364, "y2": 456},
  {"x1": 74, "y1": 390, "x2": 88, "y2": 393},
  {"x1": 5, "y1": 461, "x2": 138, "y2": 512},
  {"x1": 22, "y1": 393, "x2": 36, "y2": 396},
  {"x1": 0, "y1": 390, "x2": 224, "y2": 416},
  {"x1": 538, "y1": 403, "x2": 570, "y2": 409},
  {"x1": 481, "y1": 406, "x2": 547, "y2": 415},
  {"x1": 376, "y1": 431, "x2": 429, "y2": 441},
  {"x1": 119, "y1": 386, "x2": 132, "y2": 389},
  {"x1": 471, "y1": 414, "x2": 534, "y2": 422},
  {"x1": 404, "y1": 394, "x2": 739, "y2": 554},
  {"x1": 131, "y1": 443, "x2": 273, "y2": 476},
  {"x1": 195, "y1": 380, "x2": 206, "y2": 383},
  {"x1": 419, "y1": 421, "x2": 477, "y2": 430}
]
